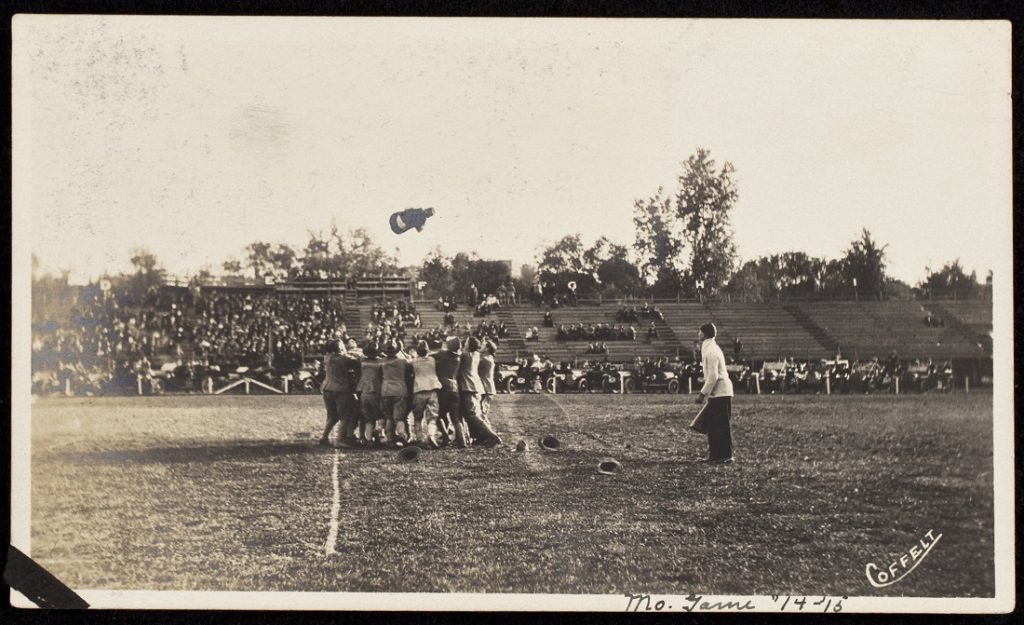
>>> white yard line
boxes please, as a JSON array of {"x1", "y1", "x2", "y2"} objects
[{"x1": 324, "y1": 448, "x2": 341, "y2": 557}]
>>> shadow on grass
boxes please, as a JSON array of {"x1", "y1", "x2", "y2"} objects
[{"x1": 61, "y1": 440, "x2": 329, "y2": 465}]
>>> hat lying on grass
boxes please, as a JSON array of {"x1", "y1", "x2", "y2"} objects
[
  {"x1": 515, "y1": 440, "x2": 529, "y2": 452},
  {"x1": 397, "y1": 446, "x2": 421, "y2": 463},
  {"x1": 597, "y1": 457, "x2": 623, "y2": 475},
  {"x1": 538, "y1": 435, "x2": 561, "y2": 451}
]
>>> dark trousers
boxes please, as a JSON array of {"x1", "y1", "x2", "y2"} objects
[
  {"x1": 323, "y1": 391, "x2": 358, "y2": 440},
  {"x1": 704, "y1": 396, "x2": 733, "y2": 461}
]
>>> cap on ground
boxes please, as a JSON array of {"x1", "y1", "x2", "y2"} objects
[
  {"x1": 538, "y1": 435, "x2": 561, "y2": 451},
  {"x1": 397, "y1": 446, "x2": 421, "y2": 463},
  {"x1": 597, "y1": 457, "x2": 623, "y2": 475},
  {"x1": 515, "y1": 440, "x2": 529, "y2": 452}
]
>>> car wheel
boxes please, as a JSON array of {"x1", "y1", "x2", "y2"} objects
[
  {"x1": 505, "y1": 377, "x2": 517, "y2": 394},
  {"x1": 624, "y1": 377, "x2": 635, "y2": 394},
  {"x1": 577, "y1": 379, "x2": 589, "y2": 393},
  {"x1": 667, "y1": 379, "x2": 680, "y2": 394}
]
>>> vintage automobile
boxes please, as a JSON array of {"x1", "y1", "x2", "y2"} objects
[
  {"x1": 932, "y1": 361, "x2": 955, "y2": 392},
  {"x1": 679, "y1": 361, "x2": 705, "y2": 394},
  {"x1": 108, "y1": 362, "x2": 166, "y2": 395},
  {"x1": 601, "y1": 365, "x2": 636, "y2": 393},
  {"x1": 791, "y1": 362, "x2": 826, "y2": 394},
  {"x1": 758, "y1": 361, "x2": 789, "y2": 394},
  {"x1": 849, "y1": 361, "x2": 886, "y2": 394},
  {"x1": 494, "y1": 363, "x2": 520, "y2": 393},
  {"x1": 546, "y1": 365, "x2": 590, "y2": 393},
  {"x1": 279, "y1": 364, "x2": 322, "y2": 394},
  {"x1": 901, "y1": 361, "x2": 954, "y2": 393},
  {"x1": 823, "y1": 359, "x2": 852, "y2": 393},
  {"x1": 150, "y1": 361, "x2": 218, "y2": 394},
  {"x1": 636, "y1": 363, "x2": 682, "y2": 394},
  {"x1": 579, "y1": 362, "x2": 613, "y2": 393},
  {"x1": 495, "y1": 362, "x2": 548, "y2": 394},
  {"x1": 901, "y1": 363, "x2": 934, "y2": 393},
  {"x1": 725, "y1": 362, "x2": 752, "y2": 393}
]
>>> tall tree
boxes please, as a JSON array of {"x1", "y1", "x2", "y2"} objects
[
  {"x1": 514, "y1": 264, "x2": 537, "y2": 298},
  {"x1": 595, "y1": 249, "x2": 642, "y2": 297},
  {"x1": 777, "y1": 252, "x2": 827, "y2": 297},
  {"x1": 538, "y1": 234, "x2": 588, "y2": 277},
  {"x1": 839, "y1": 228, "x2": 889, "y2": 298},
  {"x1": 301, "y1": 231, "x2": 334, "y2": 277},
  {"x1": 585, "y1": 237, "x2": 641, "y2": 297},
  {"x1": 633, "y1": 148, "x2": 739, "y2": 296},
  {"x1": 919, "y1": 259, "x2": 980, "y2": 299},
  {"x1": 676, "y1": 148, "x2": 739, "y2": 295},
  {"x1": 268, "y1": 244, "x2": 297, "y2": 277},
  {"x1": 343, "y1": 227, "x2": 399, "y2": 280},
  {"x1": 633, "y1": 187, "x2": 685, "y2": 292},
  {"x1": 125, "y1": 248, "x2": 164, "y2": 304},
  {"x1": 222, "y1": 258, "x2": 243, "y2": 276},
  {"x1": 418, "y1": 248, "x2": 454, "y2": 296},
  {"x1": 435, "y1": 252, "x2": 509, "y2": 297},
  {"x1": 299, "y1": 226, "x2": 397, "y2": 281},
  {"x1": 241, "y1": 241, "x2": 298, "y2": 279},
  {"x1": 725, "y1": 252, "x2": 828, "y2": 302},
  {"x1": 466, "y1": 259, "x2": 512, "y2": 295},
  {"x1": 244, "y1": 241, "x2": 273, "y2": 278}
]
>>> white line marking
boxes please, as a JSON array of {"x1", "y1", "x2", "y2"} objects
[{"x1": 324, "y1": 448, "x2": 341, "y2": 556}]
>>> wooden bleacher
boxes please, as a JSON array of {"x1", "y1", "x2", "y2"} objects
[
  {"x1": 352, "y1": 297, "x2": 991, "y2": 363},
  {"x1": 506, "y1": 305, "x2": 680, "y2": 363},
  {"x1": 699, "y1": 302, "x2": 831, "y2": 360},
  {"x1": 798, "y1": 301, "x2": 987, "y2": 360}
]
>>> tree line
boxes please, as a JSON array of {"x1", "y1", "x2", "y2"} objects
[{"x1": 33, "y1": 148, "x2": 990, "y2": 305}]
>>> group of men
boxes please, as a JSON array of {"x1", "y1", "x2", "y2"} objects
[
  {"x1": 318, "y1": 334, "x2": 503, "y2": 450},
  {"x1": 616, "y1": 303, "x2": 664, "y2": 323},
  {"x1": 556, "y1": 322, "x2": 638, "y2": 342},
  {"x1": 318, "y1": 320, "x2": 735, "y2": 465}
]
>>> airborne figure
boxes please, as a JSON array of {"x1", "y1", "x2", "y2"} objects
[{"x1": 389, "y1": 207, "x2": 435, "y2": 235}]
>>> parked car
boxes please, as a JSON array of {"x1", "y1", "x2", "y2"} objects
[
  {"x1": 636, "y1": 362, "x2": 682, "y2": 393},
  {"x1": 601, "y1": 365, "x2": 636, "y2": 394}
]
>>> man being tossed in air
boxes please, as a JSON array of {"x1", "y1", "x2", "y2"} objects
[{"x1": 389, "y1": 207, "x2": 436, "y2": 235}]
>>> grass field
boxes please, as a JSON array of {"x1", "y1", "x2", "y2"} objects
[{"x1": 30, "y1": 392, "x2": 994, "y2": 597}]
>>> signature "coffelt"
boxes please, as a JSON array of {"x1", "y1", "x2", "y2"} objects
[{"x1": 865, "y1": 529, "x2": 942, "y2": 588}]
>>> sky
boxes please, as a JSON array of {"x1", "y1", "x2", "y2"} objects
[{"x1": 13, "y1": 16, "x2": 1012, "y2": 286}]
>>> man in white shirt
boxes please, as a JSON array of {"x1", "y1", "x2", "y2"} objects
[{"x1": 690, "y1": 322, "x2": 735, "y2": 463}]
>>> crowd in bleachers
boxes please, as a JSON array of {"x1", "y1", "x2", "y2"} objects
[
  {"x1": 617, "y1": 303, "x2": 664, "y2": 323},
  {"x1": 193, "y1": 292, "x2": 349, "y2": 365},
  {"x1": 474, "y1": 294, "x2": 502, "y2": 316},
  {"x1": 435, "y1": 296, "x2": 459, "y2": 312},
  {"x1": 364, "y1": 298, "x2": 508, "y2": 353},
  {"x1": 31, "y1": 287, "x2": 354, "y2": 394},
  {"x1": 556, "y1": 323, "x2": 637, "y2": 341},
  {"x1": 31, "y1": 278, "x2": 989, "y2": 396},
  {"x1": 529, "y1": 281, "x2": 578, "y2": 308},
  {"x1": 364, "y1": 298, "x2": 418, "y2": 345}
]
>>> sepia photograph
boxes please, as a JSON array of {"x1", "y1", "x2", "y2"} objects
[{"x1": 9, "y1": 15, "x2": 1014, "y2": 612}]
